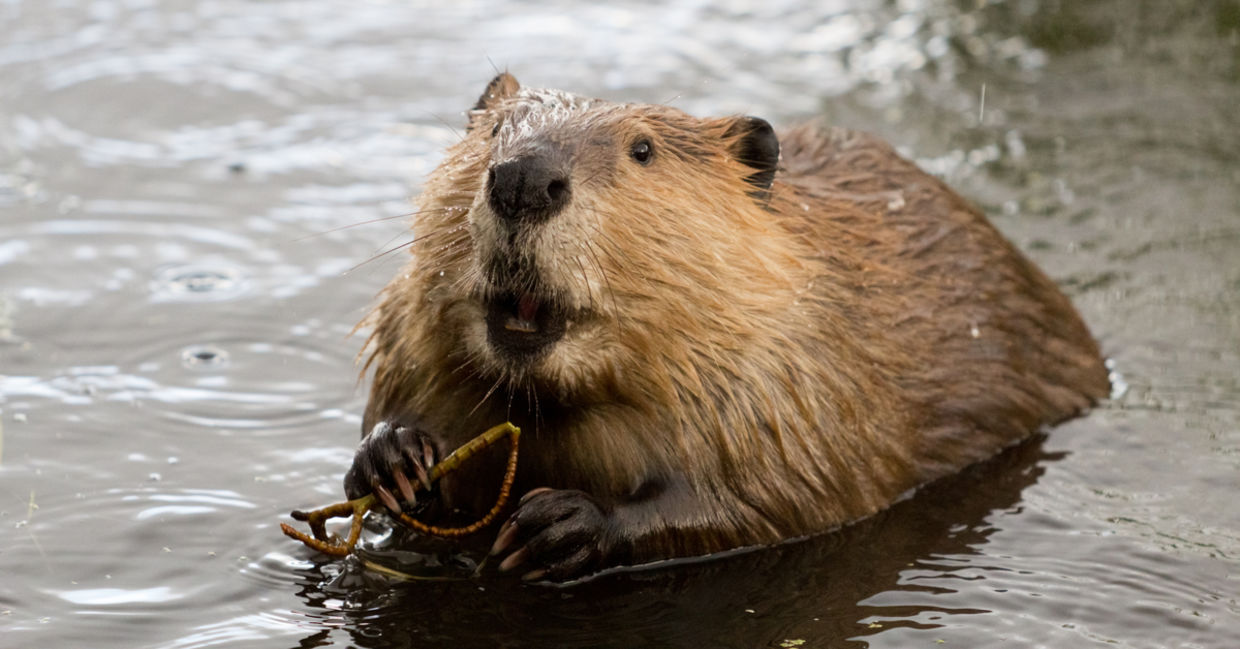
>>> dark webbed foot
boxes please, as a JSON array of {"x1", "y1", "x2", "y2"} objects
[
  {"x1": 343, "y1": 421, "x2": 437, "y2": 513},
  {"x1": 489, "y1": 488, "x2": 616, "y2": 582}
]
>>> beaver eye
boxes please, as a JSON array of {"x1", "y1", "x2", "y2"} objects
[
  {"x1": 630, "y1": 139, "x2": 653, "y2": 165},
  {"x1": 491, "y1": 119, "x2": 502, "y2": 137}
]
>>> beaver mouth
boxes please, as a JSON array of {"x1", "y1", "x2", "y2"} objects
[{"x1": 484, "y1": 290, "x2": 567, "y2": 359}]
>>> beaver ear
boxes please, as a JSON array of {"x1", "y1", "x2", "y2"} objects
[
  {"x1": 472, "y1": 73, "x2": 520, "y2": 112},
  {"x1": 723, "y1": 116, "x2": 780, "y2": 201}
]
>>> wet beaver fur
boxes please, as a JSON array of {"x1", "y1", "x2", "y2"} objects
[{"x1": 343, "y1": 73, "x2": 1109, "y2": 581}]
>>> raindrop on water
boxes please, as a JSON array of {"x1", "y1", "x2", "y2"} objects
[{"x1": 180, "y1": 345, "x2": 230, "y2": 369}]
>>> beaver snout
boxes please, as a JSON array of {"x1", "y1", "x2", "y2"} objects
[{"x1": 487, "y1": 155, "x2": 571, "y2": 225}]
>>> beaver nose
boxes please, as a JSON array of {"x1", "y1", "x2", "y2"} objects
[{"x1": 487, "y1": 156, "x2": 571, "y2": 225}]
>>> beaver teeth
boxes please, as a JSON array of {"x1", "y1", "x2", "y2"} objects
[
  {"x1": 504, "y1": 293, "x2": 541, "y2": 333},
  {"x1": 484, "y1": 289, "x2": 565, "y2": 358}
]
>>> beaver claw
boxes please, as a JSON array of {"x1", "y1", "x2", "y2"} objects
[
  {"x1": 343, "y1": 421, "x2": 437, "y2": 512},
  {"x1": 489, "y1": 488, "x2": 614, "y2": 581}
]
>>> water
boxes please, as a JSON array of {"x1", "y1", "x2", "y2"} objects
[{"x1": 2, "y1": 1, "x2": 1237, "y2": 647}]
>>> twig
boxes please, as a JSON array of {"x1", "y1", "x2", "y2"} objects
[{"x1": 280, "y1": 422, "x2": 521, "y2": 557}]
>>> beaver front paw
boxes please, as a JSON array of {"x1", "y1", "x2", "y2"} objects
[
  {"x1": 489, "y1": 488, "x2": 616, "y2": 582},
  {"x1": 343, "y1": 421, "x2": 437, "y2": 513}
]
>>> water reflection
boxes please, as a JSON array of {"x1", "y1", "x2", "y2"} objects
[
  {"x1": 55, "y1": 585, "x2": 183, "y2": 606},
  {"x1": 283, "y1": 438, "x2": 1054, "y2": 648}
]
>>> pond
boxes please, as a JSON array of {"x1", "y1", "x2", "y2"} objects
[{"x1": 1, "y1": 0, "x2": 1237, "y2": 647}]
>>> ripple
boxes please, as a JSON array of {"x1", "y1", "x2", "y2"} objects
[
  {"x1": 133, "y1": 335, "x2": 360, "y2": 431},
  {"x1": 29, "y1": 217, "x2": 252, "y2": 250},
  {"x1": 0, "y1": 325, "x2": 363, "y2": 432},
  {"x1": 152, "y1": 265, "x2": 251, "y2": 302},
  {"x1": 852, "y1": 504, "x2": 1237, "y2": 648},
  {"x1": 1, "y1": 483, "x2": 327, "y2": 646}
]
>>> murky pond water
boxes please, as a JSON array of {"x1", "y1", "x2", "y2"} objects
[{"x1": 2, "y1": 1, "x2": 1238, "y2": 647}]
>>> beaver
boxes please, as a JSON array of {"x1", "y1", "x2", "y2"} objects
[{"x1": 342, "y1": 73, "x2": 1110, "y2": 581}]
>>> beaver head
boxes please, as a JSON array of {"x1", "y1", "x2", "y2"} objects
[{"x1": 383, "y1": 74, "x2": 804, "y2": 409}]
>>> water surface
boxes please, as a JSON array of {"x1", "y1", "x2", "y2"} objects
[{"x1": 2, "y1": 1, "x2": 1238, "y2": 647}]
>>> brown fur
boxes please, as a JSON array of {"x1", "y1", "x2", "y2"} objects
[{"x1": 357, "y1": 75, "x2": 1109, "y2": 566}]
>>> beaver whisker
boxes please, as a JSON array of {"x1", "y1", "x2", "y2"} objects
[
  {"x1": 432, "y1": 225, "x2": 472, "y2": 251},
  {"x1": 573, "y1": 205, "x2": 638, "y2": 283},
  {"x1": 527, "y1": 380, "x2": 543, "y2": 441},
  {"x1": 582, "y1": 237, "x2": 621, "y2": 329},
  {"x1": 290, "y1": 207, "x2": 453, "y2": 244},
  {"x1": 504, "y1": 378, "x2": 517, "y2": 423},
  {"x1": 348, "y1": 236, "x2": 417, "y2": 274},
  {"x1": 349, "y1": 219, "x2": 469, "y2": 275},
  {"x1": 451, "y1": 344, "x2": 494, "y2": 382},
  {"x1": 568, "y1": 241, "x2": 597, "y2": 313},
  {"x1": 446, "y1": 356, "x2": 477, "y2": 382},
  {"x1": 425, "y1": 237, "x2": 472, "y2": 273},
  {"x1": 467, "y1": 371, "x2": 509, "y2": 419},
  {"x1": 421, "y1": 111, "x2": 465, "y2": 144},
  {"x1": 482, "y1": 252, "x2": 544, "y2": 293},
  {"x1": 566, "y1": 207, "x2": 627, "y2": 329}
]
